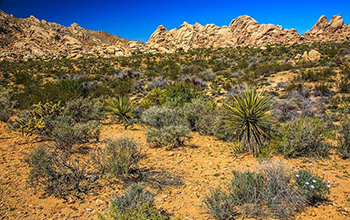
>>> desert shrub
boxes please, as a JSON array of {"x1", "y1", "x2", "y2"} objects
[
  {"x1": 10, "y1": 102, "x2": 64, "y2": 138},
  {"x1": 25, "y1": 146, "x2": 89, "y2": 198},
  {"x1": 164, "y1": 82, "x2": 201, "y2": 107},
  {"x1": 337, "y1": 120, "x2": 350, "y2": 158},
  {"x1": 142, "y1": 106, "x2": 191, "y2": 147},
  {"x1": 63, "y1": 97, "x2": 104, "y2": 122},
  {"x1": 140, "y1": 87, "x2": 165, "y2": 108},
  {"x1": 314, "y1": 83, "x2": 332, "y2": 96},
  {"x1": 180, "y1": 74, "x2": 207, "y2": 89},
  {"x1": 0, "y1": 90, "x2": 15, "y2": 122},
  {"x1": 105, "y1": 96, "x2": 134, "y2": 129},
  {"x1": 287, "y1": 90, "x2": 320, "y2": 117},
  {"x1": 148, "y1": 76, "x2": 170, "y2": 89},
  {"x1": 205, "y1": 187, "x2": 237, "y2": 220},
  {"x1": 272, "y1": 100, "x2": 299, "y2": 122},
  {"x1": 259, "y1": 161, "x2": 306, "y2": 218},
  {"x1": 109, "y1": 184, "x2": 169, "y2": 220},
  {"x1": 276, "y1": 117, "x2": 331, "y2": 158},
  {"x1": 205, "y1": 161, "x2": 306, "y2": 219},
  {"x1": 294, "y1": 169, "x2": 330, "y2": 204},
  {"x1": 146, "y1": 125, "x2": 191, "y2": 148},
  {"x1": 223, "y1": 87, "x2": 275, "y2": 156},
  {"x1": 181, "y1": 98, "x2": 217, "y2": 133},
  {"x1": 338, "y1": 76, "x2": 350, "y2": 93},
  {"x1": 141, "y1": 106, "x2": 186, "y2": 128},
  {"x1": 92, "y1": 138, "x2": 143, "y2": 178},
  {"x1": 198, "y1": 70, "x2": 216, "y2": 81},
  {"x1": 38, "y1": 79, "x2": 87, "y2": 105},
  {"x1": 300, "y1": 69, "x2": 318, "y2": 82},
  {"x1": 52, "y1": 117, "x2": 101, "y2": 151}
]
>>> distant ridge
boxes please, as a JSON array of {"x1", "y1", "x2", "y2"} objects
[{"x1": 0, "y1": 9, "x2": 349, "y2": 61}]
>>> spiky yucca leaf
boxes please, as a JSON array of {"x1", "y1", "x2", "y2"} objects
[
  {"x1": 106, "y1": 96, "x2": 134, "y2": 129},
  {"x1": 223, "y1": 87, "x2": 274, "y2": 155}
]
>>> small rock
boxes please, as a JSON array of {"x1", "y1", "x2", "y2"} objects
[
  {"x1": 85, "y1": 208, "x2": 93, "y2": 213},
  {"x1": 95, "y1": 199, "x2": 105, "y2": 207}
]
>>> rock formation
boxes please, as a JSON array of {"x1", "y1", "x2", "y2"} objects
[
  {"x1": 0, "y1": 9, "x2": 349, "y2": 61},
  {"x1": 147, "y1": 14, "x2": 350, "y2": 53},
  {"x1": 0, "y1": 10, "x2": 143, "y2": 61}
]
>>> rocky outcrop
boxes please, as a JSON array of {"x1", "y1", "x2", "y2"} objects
[
  {"x1": 147, "y1": 14, "x2": 350, "y2": 53},
  {"x1": 0, "y1": 9, "x2": 142, "y2": 61},
  {"x1": 305, "y1": 14, "x2": 349, "y2": 41},
  {"x1": 300, "y1": 49, "x2": 321, "y2": 62},
  {"x1": 0, "y1": 9, "x2": 349, "y2": 61}
]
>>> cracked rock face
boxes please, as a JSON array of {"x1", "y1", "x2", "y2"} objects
[{"x1": 0, "y1": 9, "x2": 349, "y2": 61}]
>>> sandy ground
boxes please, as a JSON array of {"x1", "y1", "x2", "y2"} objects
[{"x1": 0, "y1": 121, "x2": 350, "y2": 219}]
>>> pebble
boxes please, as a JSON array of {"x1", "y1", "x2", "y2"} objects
[{"x1": 95, "y1": 199, "x2": 105, "y2": 207}]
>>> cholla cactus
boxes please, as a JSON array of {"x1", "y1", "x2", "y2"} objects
[{"x1": 10, "y1": 101, "x2": 64, "y2": 138}]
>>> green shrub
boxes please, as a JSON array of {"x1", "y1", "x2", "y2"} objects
[
  {"x1": 0, "y1": 90, "x2": 15, "y2": 122},
  {"x1": 294, "y1": 169, "x2": 330, "y2": 204},
  {"x1": 92, "y1": 138, "x2": 143, "y2": 178},
  {"x1": 205, "y1": 187, "x2": 238, "y2": 219},
  {"x1": 109, "y1": 184, "x2": 169, "y2": 220},
  {"x1": 164, "y1": 82, "x2": 201, "y2": 107},
  {"x1": 63, "y1": 97, "x2": 104, "y2": 122},
  {"x1": 141, "y1": 106, "x2": 186, "y2": 128},
  {"x1": 276, "y1": 117, "x2": 331, "y2": 158},
  {"x1": 142, "y1": 106, "x2": 191, "y2": 147},
  {"x1": 181, "y1": 98, "x2": 217, "y2": 133},
  {"x1": 337, "y1": 120, "x2": 350, "y2": 158},
  {"x1": 140, "y1": 87, "x2": 165, "y2": 107}
]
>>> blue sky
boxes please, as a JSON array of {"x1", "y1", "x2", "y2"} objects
[{"x1": 1, "y1": 0, "x2": 350, "y2": 42}]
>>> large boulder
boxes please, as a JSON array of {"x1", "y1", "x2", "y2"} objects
[
  {"x1": 302, "y1": 50, "x2": 321, "y2": 62},
  {"x1": 329, "y1": 15, "x2": 344, "y2": 32}
]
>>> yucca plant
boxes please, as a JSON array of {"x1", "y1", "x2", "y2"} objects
[
  {"x1": 106, "y1": 96, "x2": 134, "y2": 129},
  {"x1": 223, "y1": 87, "x2": 274, "y2": 156}
]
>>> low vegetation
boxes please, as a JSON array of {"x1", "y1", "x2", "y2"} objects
[
  {"x1": 205, "y1": 161, "x2": 330, "y2": 219},
  {"x1": 1, "y1": 41, "x2": 350, "y2": 219}
]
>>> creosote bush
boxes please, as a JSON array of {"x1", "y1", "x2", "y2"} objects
[{"x1": 92, "y1": 138, "x2": 143, "y2": 178}]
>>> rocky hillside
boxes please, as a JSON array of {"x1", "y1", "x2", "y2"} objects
[
  {"x1": 147, "y1": 14, "x2": 350, "y2": 53},
  {"x1": 0, "y1": 9, "x2": 349, "y2": 61},
  {"x1": 0, "y1": 10, "x2": 143, "y2": 61}
]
